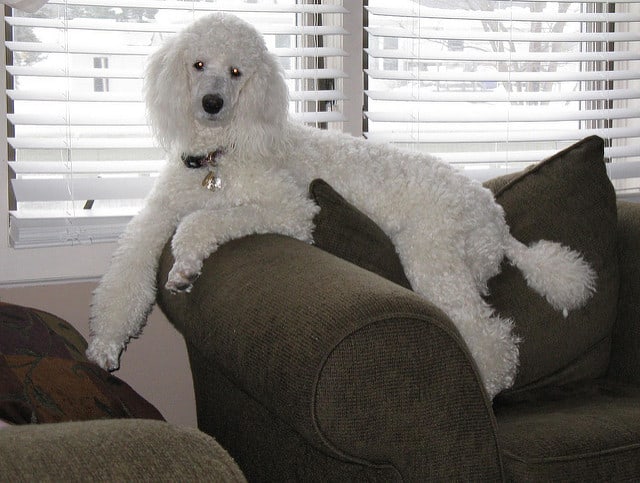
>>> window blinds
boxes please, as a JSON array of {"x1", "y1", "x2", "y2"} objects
[
  {"x1": 364, "y1": 0, "x2": 640, "y2": 196},
  {"x1": 6, "y1": 0, "x2": 347, "y2": 248}
]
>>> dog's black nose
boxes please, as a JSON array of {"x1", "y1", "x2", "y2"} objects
[{"x1": 202, "y1": 94, "x2": 224, "y2": 114}]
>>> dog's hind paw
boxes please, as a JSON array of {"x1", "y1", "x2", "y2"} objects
[
  {"x1": 166, "y1": 262, "x2": 201, "y2": 294},
  {"x1": 165, "y1": 278, "x2": 196, "y2": 294}
]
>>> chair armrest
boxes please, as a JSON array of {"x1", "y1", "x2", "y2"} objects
[
  {"x1": 157, "y1": 234, "x2": 502, "y2": 480},
  {"x1": 0, "y1": 419, "x2": 245, "y2": 482},
  {"x1": 608, "y1": 201, "x2": 640, "y2": 383}
]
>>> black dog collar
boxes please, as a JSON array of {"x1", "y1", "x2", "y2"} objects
[
  {"x1": 181, "y1": 148, "x2": 225, "y2": 169},
  {"x1": 181, "y1": 148, "x2": 225, "y2": 191}
]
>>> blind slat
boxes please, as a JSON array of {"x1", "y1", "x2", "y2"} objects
[
  {"x1": 12, "y1": 177, "x2": 155, "y2": 202},
  {"x1": 7, "y1": 16, "x2": 349, "y2": 36},
  {"x1": 365, "y1": 47, "x2": 640, "y2": 63},
  {"x1": 9, "y1": 89, "x2": 346, "y2": 103},
  {"x1": 8, "y1": 137, "x2": 157, "y2": 150},
  {"x1": 9, "y1": 104, "x2": 346, "y2": 129},
  {"x1": 289, "y1": 90, "x2": 347, "y2": 102},
  {"x1": 8, "y1": 89, "x2": 142, "y2": 102},
  {"x1": 431, "y1": 147, "x2": 640, "y2": 165},
  {"x1": 366, "y1": 107, "x2": 640, "y2": 123},
  {"x1": 9, "y1": 113, "x2": 147, "y2": 126},
  {"x1": 288, "y1": 69, "x2": 348, "y2": 79},
  {"x1": 8, "y1": 66, "x2": 348, "y2": 80},
  {"x1": 366, "y1": 88, "x2": 640, "y2": 104},
  {"x1": 366, "y1": 6, "x2": 640, "y2": 22},
  {"x1": 7, "y1": 41, "x2": 348, "y2": 58},
  {"x1": 365, "y1": 126, "x2": 640, "y2": 145},
  {"x1": 366, "y1": 68, "x2": 640, "y2": 83},
  {"x1": 295, "y1": 111, "x2": 347, "y2": 123},
  {"x1": 9, "y1": 160, "x2": 164, "y2": 174},
  {"x1": 46, "y1": 0, "x2": 348, "y2": 14},
  {"x1": 7, "y1": 65, "x2": 142, "y2": 79},
  {"x1": 366, "y1": 26, "x2": 640, "y2": 43}
]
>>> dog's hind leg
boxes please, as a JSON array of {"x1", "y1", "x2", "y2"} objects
[
  {"x1": 435, "y1": 286, "x2": 519, "y2": 399},
  {"x1": 396, "y1": 240, "x2": 519, "y2": 398}
]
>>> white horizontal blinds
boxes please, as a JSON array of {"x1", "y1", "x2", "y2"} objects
[
  {"x1": 7, "y1": 0, "x2": 347, "y2": 248},
  {"x1": 364, "y1": 1, "x2": 640, "y2": 195}
]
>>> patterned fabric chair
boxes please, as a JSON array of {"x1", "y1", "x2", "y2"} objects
[{"x1": 0, "y1": 303, "x2": 245, "y2": 482}]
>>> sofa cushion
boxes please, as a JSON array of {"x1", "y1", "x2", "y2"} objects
[
  {"x1": 0, "y1": 419, "x2": 246, "y2": 482},
  {"x1": 311, "y1": 136, "x2": 618, "y2": 396},
  {"x1": 0, "y1": 302, "x2": 164, "y2": 424},
  {"x1": 495, "y1": 379, "x2": 640, "y2": 480},
  {"x1": 485, "y1": 136, "x2": 618, "y2": 395},
  {"x1": 310, "y1": 178, "x2": 412, "y2": 290}
]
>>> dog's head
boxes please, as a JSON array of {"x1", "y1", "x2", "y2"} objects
[{"x1": 144, "y1": 14, "x2": 289, "y2": 153}]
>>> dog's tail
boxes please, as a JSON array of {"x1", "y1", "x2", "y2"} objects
[{"x1": 504, "y1": 236, "x2": 596, "y2": 316}]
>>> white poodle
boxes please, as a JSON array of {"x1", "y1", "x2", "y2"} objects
[{"x1": 87, "y1": 13, "x2": 596, "y2": 399}]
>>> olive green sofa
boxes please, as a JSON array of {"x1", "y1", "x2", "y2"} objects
[{"x1": 157, "y1": 136, "x2": 640, "y2": 481}]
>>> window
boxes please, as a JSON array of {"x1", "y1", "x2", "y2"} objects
[
  {"x1": 1, "y1": 0, "x2": 348, "y2": 284},
  {"x1": 2, "y1": 0, "x2": 638, "y2": 285},
  {"x1": 364, "y1": 0, "x2": 640, "y2": 193}
]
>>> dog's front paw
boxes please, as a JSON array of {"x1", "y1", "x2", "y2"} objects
[
  {"x1": 86, "y1": 338, "x2": 123, "y2": 372},
  {"x1": 166, "y1": 259, "x2": 202, "y2": 294}
]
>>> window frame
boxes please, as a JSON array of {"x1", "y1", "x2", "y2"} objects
[{"x1": 1, "y1": 1, "x2": 361, "y2": 286}]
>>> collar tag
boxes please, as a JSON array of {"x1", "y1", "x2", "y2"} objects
[
  {"x1": 181, "y1": 149, "x2": 225, "y2": 191},
  {"x1": 202, "y1": 171, "x2": 222, "y2": 191}
]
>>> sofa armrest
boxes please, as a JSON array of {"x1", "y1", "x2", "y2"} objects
[
  {"x1": 608, "y1": 201, "x2": 640, "y2": 383},
  {"x1": 157, "y1": 234, "x2": 502, "y2": 480},
  {"x1": 0, "y1": 419, "x2": 245, "y2": 482}
]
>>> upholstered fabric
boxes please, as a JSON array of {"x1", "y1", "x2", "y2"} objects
[
  {"x1": 485, "y1": 136, "x2": 618, "y2": 394},
  {"x1": 155, "y1": 136, "x2": 640, "y2": 481},
  {"x1": 157, "y1": 235, "x2": 503, "y2": 481},
  {"x1": 495, "y1": 380, "x2": 640, "y2": 481},
  {"x1": 0, "y1": 303, "x2": 163, "y2": 424},
  {"x1": 608, "y1": 201, "x2": 640, "y2": 385},
  {"x1": 310, "y1": 178, "x2": 412, "y2": 290},
  {"x1": 0, "y1": 419, "x2": 246, "y2": 482}
]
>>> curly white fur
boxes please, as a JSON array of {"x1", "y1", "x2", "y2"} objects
[{"x1": 87, "y1": 13, "x2": 596, "y2": 399}]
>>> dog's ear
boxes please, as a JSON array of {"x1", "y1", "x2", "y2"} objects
[
  {"x1": 144, "y1": 37, "x2": 192, "y2": 151},
  {"x1": 232, "y1": 51, "x2": 289, "y2": 153}
]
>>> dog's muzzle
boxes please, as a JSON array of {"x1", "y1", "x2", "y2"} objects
[{"x1": 202, "y1": 94, "x2": 224, "y2": 114}]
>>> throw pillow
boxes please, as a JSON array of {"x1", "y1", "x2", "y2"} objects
[
  {"x1": 0, "y1": 302, "x2": 164, "y2": 424},
  {"x1": 310, "y1": 178, "x2": 412, "y2": 289},
  {"x1": 484, "y1": 136, "x2": 618, "y2": 397}
]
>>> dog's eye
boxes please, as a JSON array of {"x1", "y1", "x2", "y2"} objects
[
  {"x1": 193, "y1": 61, "x2": 205, "y2": 71},
  {"x1": 230, "y1": 66, "x2": 242, "y2": 78}
]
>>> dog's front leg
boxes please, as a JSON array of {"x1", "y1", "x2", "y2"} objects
[
  {"x1": 166, "y1": 197, "x2": 318, "y2": 293},
  {"x1": 87, "y1": 202, "x2": 179, "y2": 370}
]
